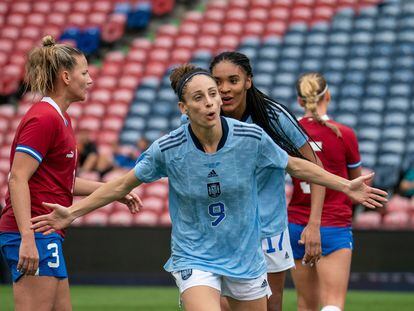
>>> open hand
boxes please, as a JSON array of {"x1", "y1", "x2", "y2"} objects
[{"x1": 30, "y1": 203, "x2": 74, "y2": 235}]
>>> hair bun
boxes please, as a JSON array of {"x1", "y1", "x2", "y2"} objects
[{"x1": 42, "y1": 35, "x2": 56, "y2": 47}]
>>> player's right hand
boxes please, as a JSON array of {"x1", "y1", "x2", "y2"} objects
[
  {"x1": 30, "y1": 203, "x2": 73, "y2": 234},
  {"x1": 18, "y1": 235, "x2": 39, "y2": 276}
]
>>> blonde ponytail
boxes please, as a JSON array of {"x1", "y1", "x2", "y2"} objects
[{"x1": 296, "y1": 73, "x2": 342, "y2": 137}]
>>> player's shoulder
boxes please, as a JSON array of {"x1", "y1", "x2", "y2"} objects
[
  {"x1": 155, "y1": 125, "x2": 188, "y2": 153},
  {"x1": 330, "y1": 120, "x2": 357, "y2": 138},
  {"x1": 21, "y1": 102, "x2": 59, "y2": 124},
  {"x1": 228, "y1": 117, "x2": 263, "y2": 141}
]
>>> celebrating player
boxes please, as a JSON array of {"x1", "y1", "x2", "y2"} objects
[{"x1": 31, "y1": 65, "x2": 387, "y2": 311}]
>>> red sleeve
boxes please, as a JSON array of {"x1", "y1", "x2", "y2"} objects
[
  {"x1": 343, "y1": 127, "x2": 361, "y2": 168},
  {"x1": 16, "y1": 114, "x2": 56, "y2": 162}
]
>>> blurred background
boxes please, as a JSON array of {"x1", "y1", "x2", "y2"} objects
[{"x1": 0, "y1": 0, "x2": 413, "y2": 302}]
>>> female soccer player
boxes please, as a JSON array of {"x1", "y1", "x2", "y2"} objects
[
  {"x1": 289, "y1": 72, "x2": 362, "y2": 311},
  {"x1": 0, "y1": 36, "x2": 140, "y2": 310},
  {"x1": 210, "y1": 51, "x2": 324, "y2": 311},
  {"x1": 31, "y1": 65, "x2": 386, "y2": 311}
]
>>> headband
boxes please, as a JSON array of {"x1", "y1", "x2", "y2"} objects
[{"x1": 177, "y1": 70, "x2": 213, "y2": 100}]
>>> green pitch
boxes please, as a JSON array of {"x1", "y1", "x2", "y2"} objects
[{"x1": 1, "y1": 285, "x2": 413, "y2": 310}]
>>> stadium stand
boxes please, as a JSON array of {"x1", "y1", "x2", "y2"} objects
[{"x1": 0, "y1": 0, "x2": 413, "y2": 229}]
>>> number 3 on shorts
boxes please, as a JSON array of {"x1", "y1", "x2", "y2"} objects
[
  {"x1": 47, "y1": 243, "x2": 60, "y2": 268},
  {"x1": 208, "y1": 202, "x2": 226, "y2": 227}
]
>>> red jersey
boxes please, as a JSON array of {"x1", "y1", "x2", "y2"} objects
[
  {"x1": 0, "y1": 97, "x2": 77, "y2": 236},
  {"x1": 288, "y1": 116, "x2": 361, "y2": 227}
]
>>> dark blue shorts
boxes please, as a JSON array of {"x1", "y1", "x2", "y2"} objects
[
  {"x1": 0, "y1": 232, "x2": 68, "y2": 282},
  {"x1": 288, "y1": 223, "x2": 353, "y2": 260}
]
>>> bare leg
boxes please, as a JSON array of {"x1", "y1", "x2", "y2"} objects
[
  {"x1": 52, "y1": 278, "x2": 72, "y2": 311},
  {"x1": 181, "y1": 285, "x2": 221, "y2": 311},
  {"x1": 13, "y1": 276, "x2": 69, "y2": 311},
  {"x1": 316, "y1": 249, "x2": 352, "y2": 310},
  {"x1": 220, "y1": 296, "x2": 232, "y2": 311},
  {"x1": 290, "y1": 260, "x2": 320, "y2": 311},
  {"x1": 228, "y1": 296, "x2": 267, "y2": 311},
  {"x1": 267, "y1": 271, "x2": 286, "y2": 311}
]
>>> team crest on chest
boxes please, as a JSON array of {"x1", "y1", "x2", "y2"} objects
[{"x1": 207, "y1": 182, "x2": 221, "y2": 198}]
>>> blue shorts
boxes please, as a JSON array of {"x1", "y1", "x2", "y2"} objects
[
  {"x1": 0, "y1": 232, "x2": 68, "y2": 282},
  {"x1": 288, "y1": 223, "x2": 353, "y2": 260}
]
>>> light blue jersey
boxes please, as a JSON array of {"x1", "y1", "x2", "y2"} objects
[
  {"x1": 244, "y1": 99, "x2": 307, "y2": 238},
  {"x1": 134, "y1": 117, "x2": 288, "y2": 279}
]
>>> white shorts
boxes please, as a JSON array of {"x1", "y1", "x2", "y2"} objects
[
  {"x1": 262, "y1": 227, "x2": 295, "y2": 273},
  {"x1": 172, "y1": 269, "x2": 272, "y2": 301}
]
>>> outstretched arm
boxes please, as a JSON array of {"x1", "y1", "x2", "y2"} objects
[
  {"x1": 31, "y1": 170, "x2": 142, "y2": 233},
  {"x1": 286, "y1": 156, "x2": 387, "y2": 208}
]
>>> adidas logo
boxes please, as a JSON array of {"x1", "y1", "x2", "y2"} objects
[
  {"x1": 208, "y1": 170, "x2": 218, "y2": 178},
  {"x1": 261, "y1": 279, "x2": 268, "y2": 288},
  {"x1": 285, "y1": 251, "x2": 290, "y2": 259}
]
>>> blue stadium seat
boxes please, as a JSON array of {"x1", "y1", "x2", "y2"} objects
[
  {"x1": 258, "y1": 47, "x2": 280, "y2": 61},
  {"x1": 152, "y1": 101, "x2": 175, "y2": 117},
  {"x1": 359, "y1": 140, "x2": 378, "y2": 155},
  {"x1": 130, "y1": 102, "x2": 151, "y2": 117},
  {"x1": 124, "y1": 117, "x2": 146, "y2": 131},
  {"x1": 373, "y1": 165, "x2": 401, "y2": 190},
  {"x1": 335, "y1": 114, "x2": 357, "y2": 128},
  {"x1": 382, "y1": 127, "x2": 406, "y2": 141},
  {"x1": 255, "y1": 60, "x2": 278, "y2": 74},
  {"x1": 386, "y1": 97, "x2": 410, "y2": 111},
  {"x1": 361, "y1": 98, "x2": 385, "y2": 112},
  {"x1": 120, "y1": 130, "x2": 142, "y2": 145},
  {"x1": 361, "y1": 153, "x2": 376, "y2": 168},
  {"x1": 358, "y1": 127, "x2": 381, "y2": 141},
  {"x1": 144, "y1": 130, "x2": 164, "y2": 142},
  {"x1": 147, "y1": 116, "x2": 169, "y2": 131},
  {"x1": 337, "y1": 98, "x2": 360, "y2": 114},
  {"x1": 362, "y1": 113, "x2": 382, "y2": 127},
  {"x1": 384, "y1": 113, "x2": 408, "y2": 126},
  {"x1": 304, "y1": 45, "x2": 325, "y2": 58}
]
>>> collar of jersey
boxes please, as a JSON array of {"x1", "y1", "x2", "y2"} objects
[
  {"x1": 299, "y1": 114, "x2": 330, "y2": 121},
  {"x1": 188, "y1": 116, "x2": 229, "y2": 153},
  {"x1": 41, "y1": 97, "x2": 68, "y2": 126}
]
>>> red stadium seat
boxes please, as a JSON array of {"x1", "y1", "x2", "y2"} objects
[
  {"x1": 201, "y1": 22, "x2": 222, "y2": 36},
  {"x1": 91, "y1": 88, "x2": 112, "y2": 103},
  {"x1": 204, "y1": 9, "x2": 225, "y2": 22},
  {"x1": 118, "y1": 75, "x2": 140, "y2": 90},
  {"x1": 158, "y1": 210, "x2": 172, "y2": 226},
  {"x1": 106, "y1": 103, "x2": 129, "y2": 118},
  {"x1": 83, "y1": 210, "x2": 109, "y2": 226},
  {"x1": 113, "y1": 89, "x2": 134, "y2": 105},
  {"x1": 197, "y1": 35, "x2": 218, "y2": 50},
  {"x1": 88, "y1": 12, "x2": 107, "y2": 28},
  {"x1": 127, "y1": 49, "x2": 148, "y2": 63},
  {"x1": 97, "y1": 130, "x2": 119, "y2": 145},
  {"x1": 2, "y1": 26, "x2": 20, "y2": 40},
  {"x1": 353, "y1": 211, "x2": 382, "y2": 229},
  {"x1": 226, "y1": 8, "x2": 247, "y2": 22},
  {"x1": 244, "y1": 21, "x2": 265, "y2": 37},
  {"x1": 0, "y1": 159, "x2": 10, "y2": 174},
  {"x1": 386, "y1": 195, "x2": 411, "y2": 213},
  {"x1": 102, "y1": 116, "x2": 124, "y2": 132},
  {"x1": 73, "y1": 1, "x2": 92, "y2": 13},
  {"x1": 154, "y1": 36, "x2": 175, "y2": 49},
  {"x1": 47, "y1": 13, "x2": 67, "y2": 27},
  {"x1": 152, "y1": 0, "x2": 175, "y2": 16},
  {"x1": 383, "y1": 211, "x2": 410, "y2": 230},
  {"x1": 33, "y1": 1, "x2": 51, "y2": 14},
  {"x1": 0, "y1": 117, "x2": 8, "y2": 132},
  {"x1": 171, "y1": 48, "x2": 192, "y2": 64},
  {"x1": 7, "y1": 13, "x2": 26, "y2": 27},
  {"x1": 249, "y1": 8, "x2": 269, "y2": 21},
  {"x1": 130, "y1": 38, "x2": 152, "y2": 51},
  {"x1": 0, "y1": 104, "x2": 16, "y2": 118},
  {"x1": 95, "y1": 76, "x2": 118, "y2": 90},
  {"x1": 0, "y1": 39, "x2": 13, "y2": 53},
  {"x1": 134, "y1": 210, "x2": 159, "y2": 226},
  {"x1": 178, "y1": 22, "x2": 199, "y2": 36},
  {"x1": 108, "y1": 211, "x2": 133, "y2": 226},
  {"x1": 27, "y1": 13, "x2": 46, "y2": 27},
  {"x1": 78, "y1": 116, "x2": 101, "y2": 131},
  {"x1": 175, "y1": 35, "x2": 196, "y2": 49},
  {"x1": 101, "y1": 13, "x2": 126, "y2": 43},
  {"x1": 11, "y1": 2, "x2": 31, "y2": 14},
  {"x1": 223, "y1": 22, "x2": 243, "y2": 36},
  {"x1": 67, "y1": 103, "x2": 83, "y2": 119},
  {"x1": 54, "y1": 2, "x2": 72, "y2": 14},
  {"x1": 142, "y1": 196, "x2": 165, "y2": 213},
  {"x1": 83, "y1": 102, "x2": 106, "y2": 118},
  {"x1": 93, "y1": 1, "x2": 113, "y2": 13},
  {"x1": 123, "y1": 62, "x2": 144, "y2": 77},
  {"x1": 144, "y1": 181, "x2": 169, "y2": 198},
  {"x1": 156, "y1": 24, "x2": 178, "y2": 38},
  {"x1": 144, "y1": 62, "x2": 167, "y2": 78}
]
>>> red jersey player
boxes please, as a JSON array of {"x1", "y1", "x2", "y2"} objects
[
  {"x1": 288, "y1": 72, "x2": 362, "y2": 311},
  {"x1": 0, "y1": 36, "x2": 141, "y2": 310}
]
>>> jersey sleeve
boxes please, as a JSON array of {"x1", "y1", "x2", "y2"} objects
[
  {"x1": 15, "y1": 115, "x2": 56, "y2": 163},
  {"x1": 343, "y1": 128, "x2": 361, "y2": 169},
  {"x1": 134, "y1": 142, "x2": 166, "y2": 183},
  {"x1": 272, "y1": 112, "x2": 308, "y2": 149},
  {"x1": 257, "y1": 130, "x2": 289, "y2": 170}
]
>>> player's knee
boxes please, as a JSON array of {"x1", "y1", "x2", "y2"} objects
[{"x1": 321, "y1": 305, "x2": 341, "y2": 311}]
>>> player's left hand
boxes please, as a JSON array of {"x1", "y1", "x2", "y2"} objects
[
  {"x1": 346, "y1": 173, "x2": 388, "y2": 208},
  {"x1": 299, "y1": 223, "x2": 321, "y2": 266},
  {"x1": 117, "y1": 191, "x2": 143, "y2": 214}
]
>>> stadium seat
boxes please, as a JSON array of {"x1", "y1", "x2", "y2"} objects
[
  {"x1": 353, "y1": 211, "x2": 382, "y2": 229},
  {"x1": 383, "y1": 211, "x2": 410, "y2": 230},
  {"x1": 134, "y1": 210, "x2": 159, "y2": 226},
  {"x1": 108, "y1": 211, "x2": 134, "y2": 226}
]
